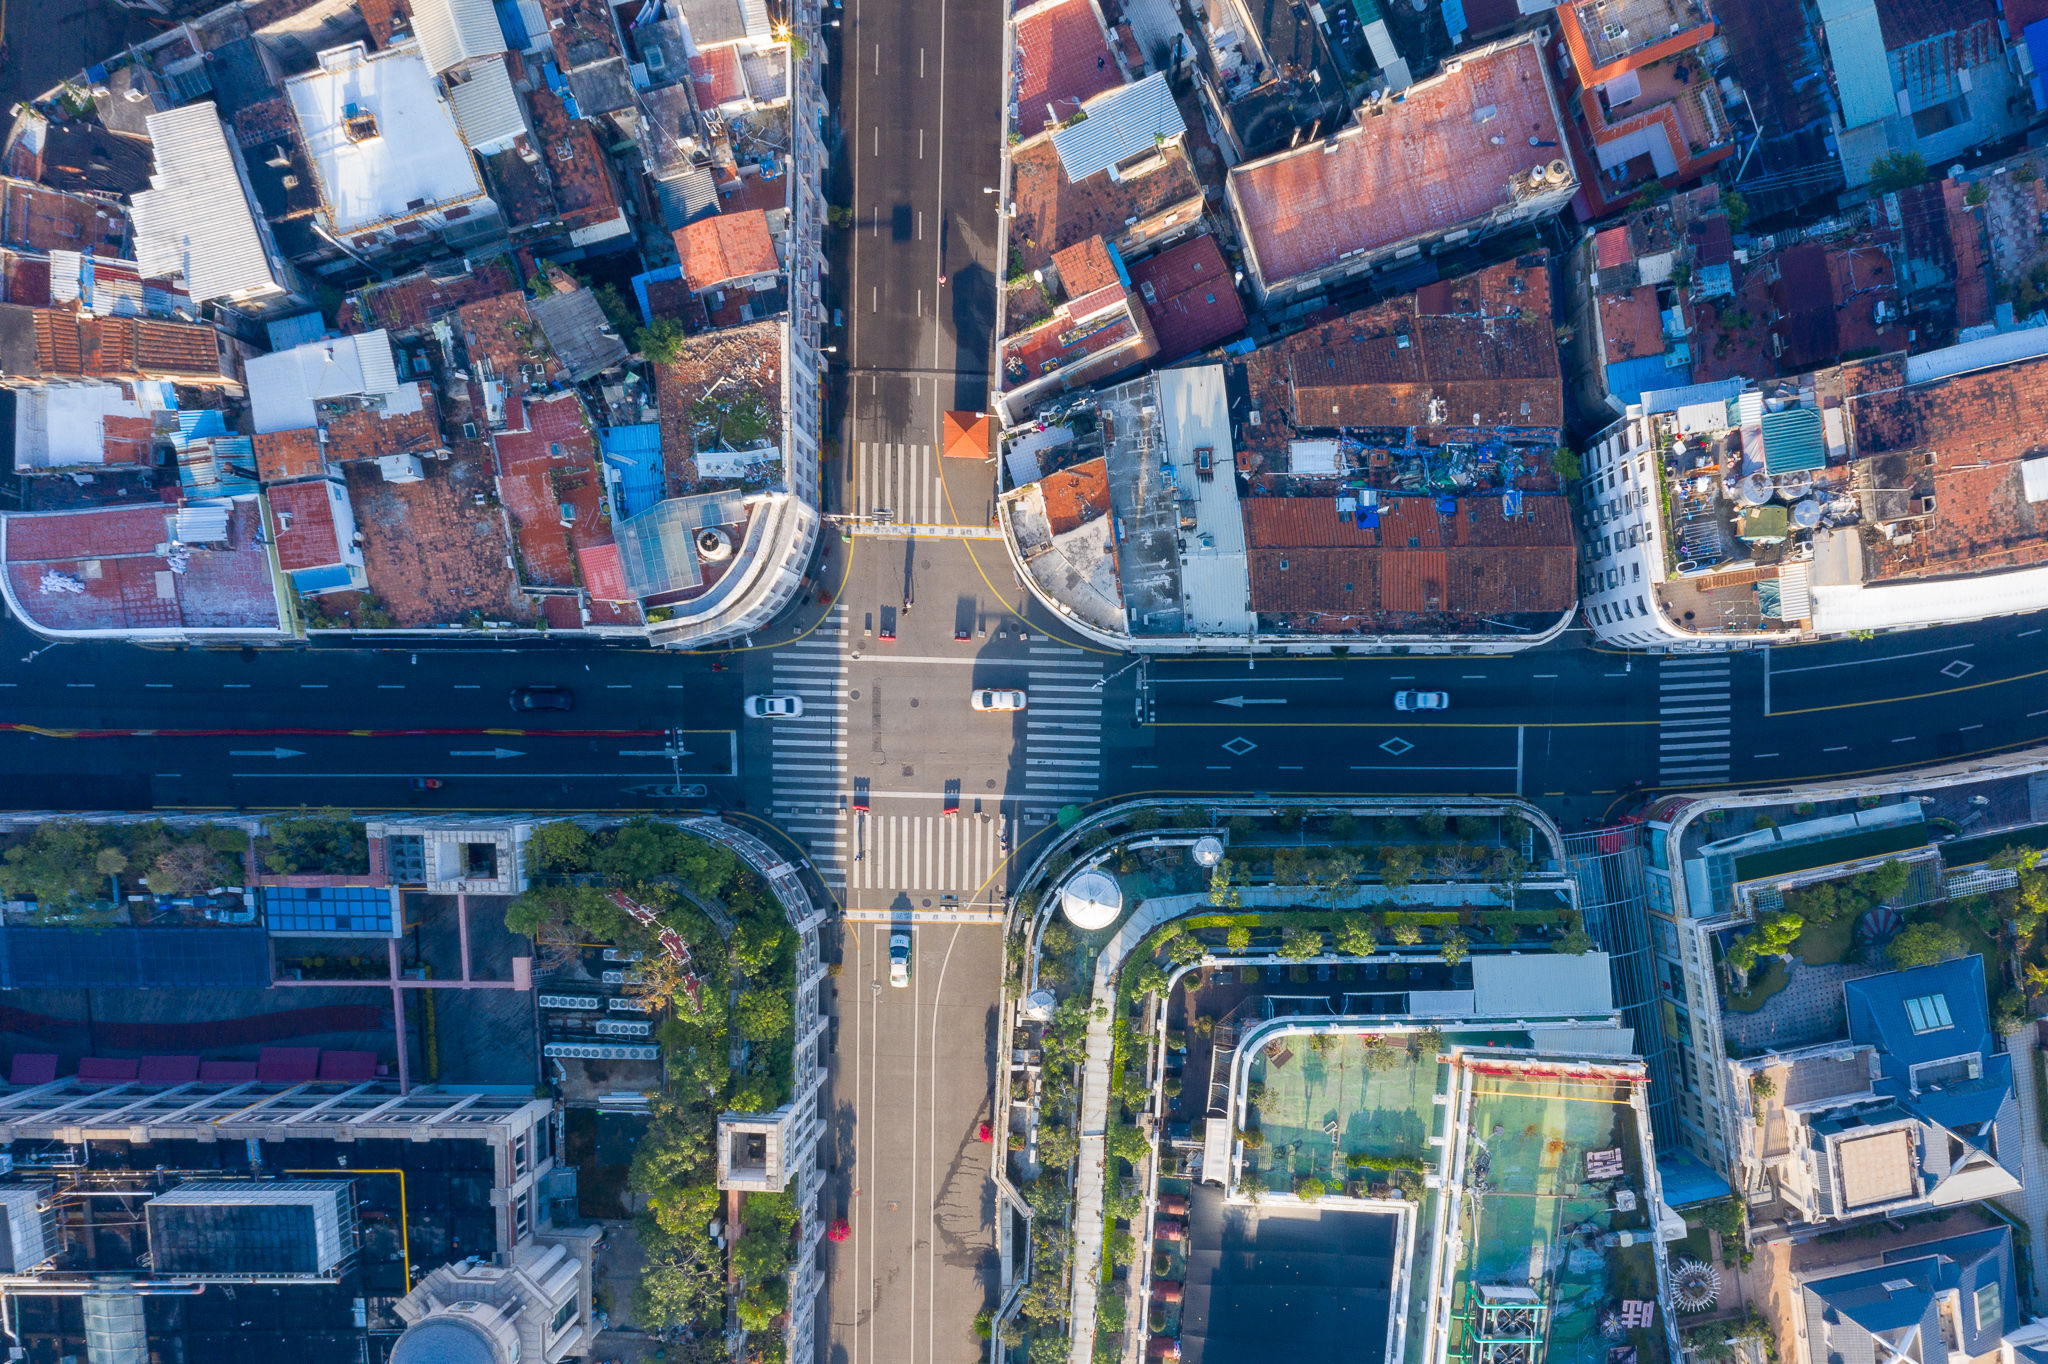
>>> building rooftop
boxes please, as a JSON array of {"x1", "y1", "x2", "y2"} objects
[
  {"x1": 410, "y1": 0, "x2": 507, "y2": 74},
  {"x1": 456, "y1": 291, "x2": 560, "y2": 385},
  {"x1": 27, "y1": 312, "x2": 226, "y2": 382},
  {"x1": 675, "y1": 0, "x2": 774, "y2": 47},
  {"x1": 1228, "y1": 36, "x2": 1567, "y2": 290},
  {"x1": 675, "y1": 209, "x2": 780, "y2": 292},
  {"x1": 1012, "y1": 0, "x2": 1122, "y2": 136},
  {"x1": 129, "y1": 102, "x2": 280, "y2": 306},
  {"x1": 691, "y1": 46, "x2": 749, "y2": 109},
  {"x1": 12, "y1": 383, "x2": 157, "y2": 470},
  {"x1": 1559, "y1": 0, "x2": 1716, "y2": 79},
  {"x1": 525, "y1": 88, "x2": 621, "y2": 230},
  {"x1": 255, "y1": 427, "x2": 326, "y2": 482},
  {"x1": 267, "y1": 478, "x2": 346, "y2": 573},
  {"x1": 1128, "y1": 233, "x2": 1248, "y2": 363},
  {"x1": 1008, "y1": 135, "x2": 1204, "y2": 273},
  {"x1": 356, "y1": 258, "x2": 521, "y2": 333},
  {"x1": 654, "y1": 320, "x2": 784, "y2": 491},
  {"x1": 0, "y1": 500, "x2": 286, "y2": 636},
  {"x1": 245, "y1": 330, "x2": 413, "y2": 435},
  {"x1": 284, "y1": 43, "x2": 488, "y2": 238},
  {"x1": 321, "y1": 381, "x2": 444, "y2": 463},
  {"x1": 530, "y1": 288, "x2": 628, "y2": 380},
  {"x1": 0, "y1": 178, "x2": 128, "y2": 257}
]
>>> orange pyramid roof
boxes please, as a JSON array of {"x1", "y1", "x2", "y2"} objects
[{"x1": 942, "y1": 410, "x2": 990, "y2": 460}]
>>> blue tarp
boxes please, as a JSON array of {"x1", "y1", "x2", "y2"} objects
[
  {"x1": 1440, "y1": 0, "x2": 1466, "y2": 42},
  {"x1": 630, "y1": 263, "x2": 685, "y2": 325},
  {"x1": 601, "y1": 424, "x2": 666, "y2": 519}
]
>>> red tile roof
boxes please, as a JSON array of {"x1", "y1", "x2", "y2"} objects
[
  {"x1": 359, "y1": 258, "x2": 522, "y2": 333},
  {"x1": 2, "y1": 501, "x2": 283, "y2": 633},
  {"x1": 674, "y1": 210, "x2": 779, "y2": 291},
  {"x1": 323, "y1": 382, "x2": 443, "y2": 462},
  {"x1": 1040, "y1": 456, "x2": 1112, "y2": 533},
  {"x1": 1241, "y1": 494, "x2": 1574, "y2": 619},
  {"x1": 268, "y1": 479, "x2": 345, "y2": 571},
  {"x1": 527, "y1": 88, "x2": 622, "y2": 229},
  {"x1": 1012, "y1": 0, "x2": 1121, "y2": 135},
  {"x1": 1230, "y1": 37, "x2": 1565, "y2": 289},
  {"x1": 256, "y1": 427, "x2": 326, "y2": 482},
  {"x1": 2, "y1": 179, "x2": 128, "y2": 256},
  {"x1": 689, "y1": 47, "x2": 747, "y2": 108},
  {"x1": 1052, "y1": 236, "x2": 1120, "y2": 297},
  {"x1": 579, "y1": 540, "x2": 630, "y2": 601},
  {"x1": 1598, "y1": 284, "x2": 1668, "y2": 363},
  {"x1": 30, "y1": 311, "x2": 221, "y2": 378},
  {"x1": 1128, "y1": 234, "x2": 1247, "y2": 363},
  {"x1": 1009, "y1": 137, "x2": 1205, "y2": 272},
  {"x1": 1595, "y1": 225, "x2": 1633, "y2": 269}
]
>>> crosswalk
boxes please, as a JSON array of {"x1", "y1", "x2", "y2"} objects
[
  {"x1": 1022, "y1": 643, "x2": 1106, "y2": 799},
  {"x1": 766, "y1": 607, "x2": 852, "y2": 878},
  {"x1": 1658, "y1": 654, "x2": 1732, "y2": 785},
  {"x1": 843, "y1": 812, "x2": 1011, "y2": 903},
  {"x1": 852, "y1": 441, "x2": 949, "y2": 524}
]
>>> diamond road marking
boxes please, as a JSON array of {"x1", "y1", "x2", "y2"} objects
[
  {"x1": 1941, "y1": 659, "x2": 1974, "y2": 679},
  {"x1": 1379, "y1": 737, "x2": 1415, "y2": 756},
  {"x1": 1222, "y1": 737, "x2": 1257, "y2": 756}
]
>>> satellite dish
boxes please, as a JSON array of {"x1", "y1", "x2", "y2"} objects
[
  {"x1": 1192, "y1": 837, "x2": 1224, "y2": 868},
  {"x1": 1061, "y1": 869, "x2": 1123, "y2": 931}
]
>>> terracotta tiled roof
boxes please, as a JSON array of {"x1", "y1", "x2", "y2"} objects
[
  {"x1": 1051, "y1": 236, "x2": 1120, "y2": 297},
  {"x1": 689, "y1": 47, "x2": 747, "y2": 108},
  {"x1": 1008, "y1": 137, "x2": 1204, "y2": 272},
  {"x1": 30, "y1": 311, "x2": 220, "y2": 378},
  {"x1": 1242, "y1": 495, "x2": 1574, "y2": 618},
  {"x1": 457, "y1": 291, "x2": 556, "y2": 379},
  {"x1": 322, "y1": 382, "x2": 443, "y2": 462},
  {"x1": 527, "y1": 88, "x2": 621, "y2": 228},
  {"x1": 674, "y1": 210, "x2": 779, "y2": 292},
  {"x1": 1598, "y1": 284, "x2": 1668, "y2": 364},
  {"x1": 1595, "y1": 225, "x2": 1633, "y2": 270},
  {"x1": 255, "y1": 427, "x2": 326, "y2": 482},
  {"x1": 359, "y1": 258, "x2": 521, "y2": 333},
  {"x1": 1229, "y1": 37, "x2": 1565, "y2": 289},
  {"x1": 1013, "y1": 0, "x2": 1121, "y2": 135},
  {"x1": 1040, "y1": 456, "x2": 1111, "y2": 534},
  {"x1": 1, "y1": 179, "x2": 128, "y2": 256},
  {"x1": 1128, "y1": 233, "x2": 1247, "y2": 363},
  {"x1": 268, "y1": 478, "x2": 345, "y2": 571}
]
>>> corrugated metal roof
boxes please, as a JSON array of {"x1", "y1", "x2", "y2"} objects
[
  {"x1": 1761, "y1": 405, "x2": 1827, "y2": 475},
  {"x1": 266, "y1": 312, "x2": 329, "y2": 352},
  {"x1": 1818, "y1": 0, "x2": 1895, "y2": 128},
  {"x1": 131, "y1": 103, "x2": 278, "y2": 306},
  {"x1": 445, "y1": 57, "x2": 527, "y2": 153},
  {"x1": 656, "y1": 168, "x2": 720, "y2": 229},
  {"x1": 1051, "y1": 73, "x2": 1185, "y2": 183},
  {"x1": 411, "y1": 0, "x2": 508, "y2": 74}
]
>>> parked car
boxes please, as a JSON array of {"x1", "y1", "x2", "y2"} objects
[
  {"x1": 1393, "y1": 690, "x2": 1449, "y2": 711},
  {"x1": 889, "y1": 931, "x2": 911, "y2": 988},
  {"x1": 509, "y1": 686, "x2": 574, "y2": 712},
  {"x1": 745, "y1": 694, "x2": 805, "y2": 718},
  {"x1": 971, "y1": 688, "x2": 1027, "y2": 712}
]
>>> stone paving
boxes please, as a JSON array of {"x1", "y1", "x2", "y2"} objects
[{"x1": 1723, "y1": 957, "x2": 1883, "y2": 1053}]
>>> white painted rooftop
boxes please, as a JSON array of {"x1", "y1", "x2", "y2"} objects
[
  {"x1": 1157, "y1": 365, "x2": 1251, "y2": 636},
  {"x1": 286, "y1": 44, "x2": 487, "y2": 237}
]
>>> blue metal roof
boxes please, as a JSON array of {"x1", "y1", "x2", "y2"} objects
[
  {"x1": 1846, "y1": 957, "x2": 1992, "y2": 1070},
  {"x1": 602, "y1": 424, "x2": 666, "y2": 519},
  {"x1": 494, "y1": 0, "x2": 531, "y2": 49},
  {"x1": 1051, "y1": 73, "x2": 1186, "y2": 183},
  {"x1": 1605, "y1": 354, "x2": 1687, "y2": 407},
  {"x1": 1807, "y1": 1228, "x2": 2014, "y2": 1359},
  {"x1": 266, "y1": 311, "x2": 329, "y2": 353}
]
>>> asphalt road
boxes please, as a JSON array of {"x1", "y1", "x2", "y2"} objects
[{"x1": 825, "y1": 917, "x2": 1001, "y2": 1364}]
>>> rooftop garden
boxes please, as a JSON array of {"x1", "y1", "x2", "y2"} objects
[{"x1": 508, "y1": 818, "x2": 801, "y2": 1362}]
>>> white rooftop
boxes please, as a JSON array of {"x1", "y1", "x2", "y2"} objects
[
  {"x1": 444, "y1": 57, "x2": 527, "y2": 155},
  {"x1": 408, "y1": 0, "x2": 506, "y2": 74},
  {"x1": 1469, "y1": 951, "x2": 1614, "y2": 1018},
  {"x1": 131, "y1": 102, "x2": 280, "y2": 305},
  {"x1": 286, "y1": 44, "x2": 487, "y2": 237},
  {"x1": 245, "y1": 330, "x2": 417, "y2": 434},
  {"x1": 1158, "y1": 365, "x2": 1251, "y2": 636},
  {"x1": 13, "y1": 382, "x2": 150, "y2": 468}
]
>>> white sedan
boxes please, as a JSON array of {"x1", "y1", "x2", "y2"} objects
[
  {"x1": 744, "y1": 694, "x2": 805, "y2": 718},
  {"x1": 1393, "y1": 690, "x2": 1449, "y2": 711},
  {"x1": 889, "y1": 932, "x2": 912, "y2": 988},
  {"x1": 971, "y1": 688, "x2": 1028, "y2": 712}
]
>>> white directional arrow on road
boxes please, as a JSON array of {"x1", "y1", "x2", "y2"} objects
[
  {"x1": 1214, "y1": 696, "x2": 1287, "y2": 708},
  {"x1": 229, "y1": 747, "x2": 304, "y2": 758},
  {"x1": 451, "y1": 748, "x2": 526, "y2": 759}
]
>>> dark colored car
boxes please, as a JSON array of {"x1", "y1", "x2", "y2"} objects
[{"x1": 509, "y1": 686, "x2": 574, "y2": 713}]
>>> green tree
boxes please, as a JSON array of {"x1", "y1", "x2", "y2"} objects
[
  {"x1": 1868, "y1": 151, "x2": 1930, "y2": 193},
  {"x1": 731, "y1": 921, "x2": 787, "y2": 975},
  {"x1": 1558, "y1": 927, "x2": 1594, "y2": 955},
  {"x1": 1107, "y1": 1124, "x2": 1151, "y2": 1162},
  {"x1": 1278, "y1": 927, "x2": 1322, "y2": 960},
  {"x1": 1041, "y1": 922, "x2": 1077, "y2": 957},
  {"x1": 1887, "y1": 922, "x2": 1966, "y2": 970},
  {"x1": 1379, "y1": 845, "x2": 1424, "y2": 891},
  {"x1": 1439, "y1": 930, "x2": 1471, "y2": 967},
  {"x1": 1208, "y1": 860, "x2": 1243, "y2": 908},
  {"x1": 1863, "y1": 859, "x2": 1911, "y2": 903},
  {"x1": 1389, "y1": 921, "x2": 1424, "y2": 947},
  {"x1": 1166, "y1": 933, "x2": 1206, "y2": 968},
  {"x1": 525, "y1": 820, "x2": 593, "y2": 874},
  {"x1": 1037, "y1": 1124, "x2": 1079, "y2": 1166},
  {"x1": 0, "y1": 820, "x2": 109, "y2": 911},
  {"x1": 1126, "y1": 960, "x2": 1168, "y2": 998},
  {"x1": 263, "y1": 810, "x2": 368, "y2": 874},
  {"x1": 733, "y1": 989, "x2": 793, "y2": 1041},
  {"x1": 637, "y1": 316, "x2": 689, "y2": 363},
  {"x1": 1336, "y1": 914, "x2": 1377, "y2": 955},
  {"x1": 1418, "y1": 811, "x2": 1448, "y2": 838},
  {"x1": 1226, "y1": 926, "x2": 1252, "y2": 952},
  {"x1": 1294, "y1": 1175, "x2": 1326, "y2": 1200}
]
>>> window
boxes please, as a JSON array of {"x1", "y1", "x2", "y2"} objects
[
  {"x1": 551, "y1": 1295, "x2": 581, "y2": 1337},
  {"x1": 1637, "y1": 596, "x2": 1649, "y2": 615},
  {"x1": 513, "y1": 1131, "x2": 530, "y2": 1176},
  {"x1": 1905, "y1": 993, "x2": 1954, "y2": 1033},
  {"x1": 514, "y1": 1191, "x2": 531, "y2": 1239},
  {"x1": 1975, "y1": 1280, "x2": 2003, "y2": 1336}
]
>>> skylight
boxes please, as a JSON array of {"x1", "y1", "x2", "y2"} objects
[{"x1": 1905, "y1": 993, "x2": 1953, "y2": 1034}]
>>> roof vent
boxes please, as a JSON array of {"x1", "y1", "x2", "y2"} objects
[{"x1": 343, "y1": 110, "x2": 381, "y2": 143}]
